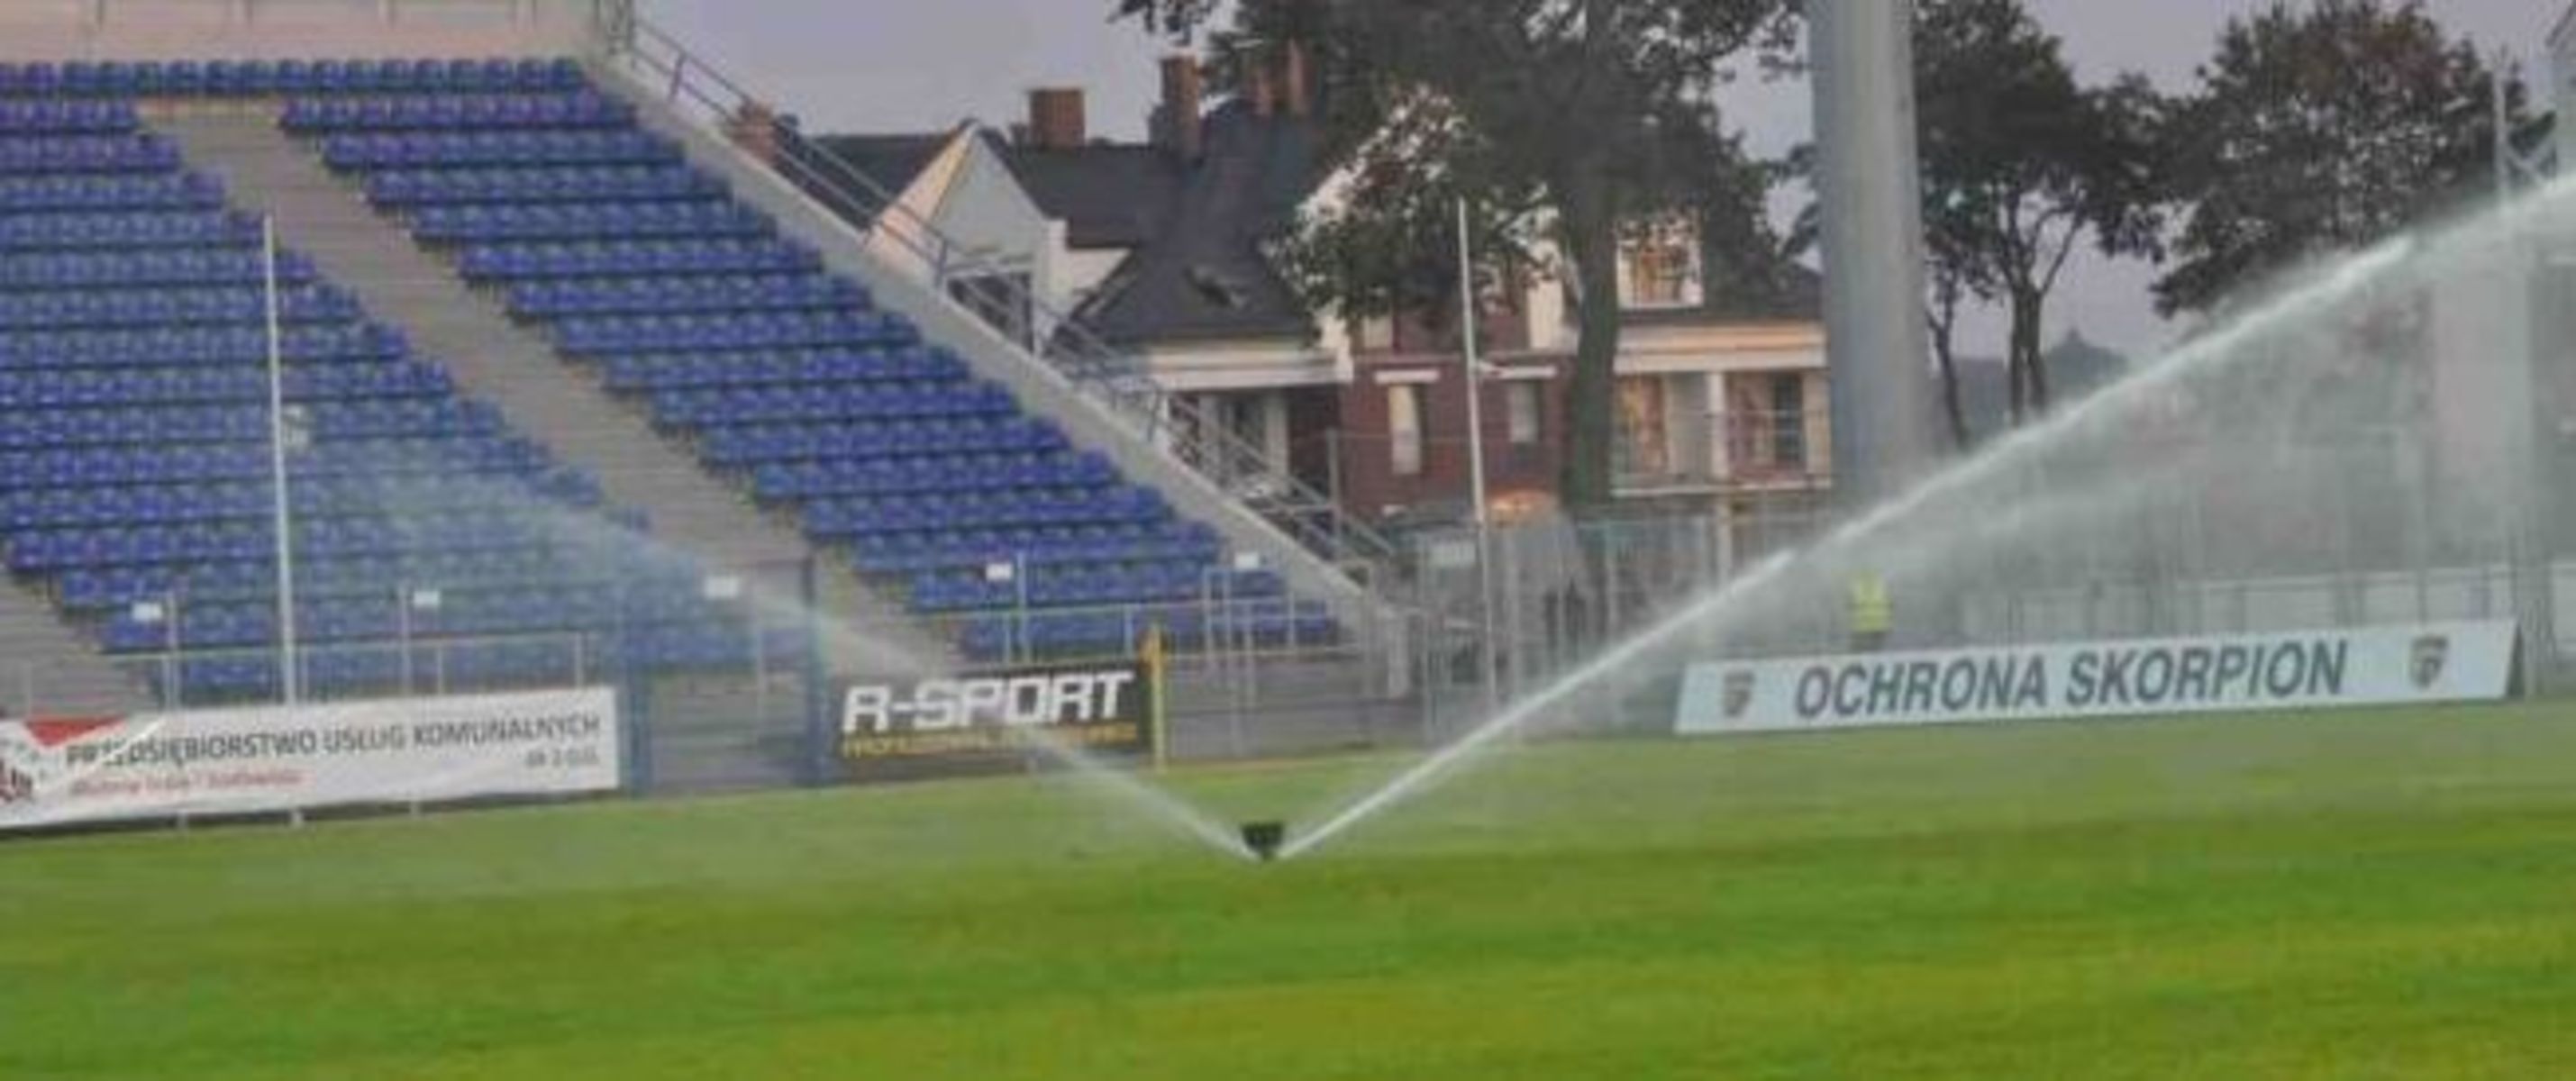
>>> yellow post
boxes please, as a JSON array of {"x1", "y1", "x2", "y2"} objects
[{"x1": 1142, "y1": 622, "x2": 1170, "y2": 774}]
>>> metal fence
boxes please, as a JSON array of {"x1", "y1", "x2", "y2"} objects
[{"x1": 1389, "y1": 503, "x2": 2574, "y2": 739}]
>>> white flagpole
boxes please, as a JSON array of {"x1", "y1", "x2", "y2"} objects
[
  {"x1": 1456, "y1": 197, "x2": 1499, "y2": 714},
  {"x1": 263, "y1": 215, "x2": 300, "y2": 704}
]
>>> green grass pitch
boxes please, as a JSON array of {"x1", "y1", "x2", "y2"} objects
[{"x1": 6, "y1": 703, "x2": 2575, "y2": 1079}]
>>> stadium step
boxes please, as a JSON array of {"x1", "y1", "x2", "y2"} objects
[
  {"x1": 0, "y1": 576, "x2": 152, "y2": 716},
  {"x1": 156, "y1": 110, "x2": 952, "y2": 679},
  {"x1": 587, "y1": 64, "x2": 1403, "y2": 683}
]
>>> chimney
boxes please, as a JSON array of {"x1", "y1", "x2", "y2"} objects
[
  {"x1": 1025, "y1": 86, "x2": 1087, "y2": 150},
  {"x1": 724, "y1": 99, "x2": 781, "y2": 166},
  {"x1": 1281, "y1": 41, "x2": 1312, "y2": 119},
  {"x1": 1156, "y1": 54, "x2": 1204, "y2": 161}
]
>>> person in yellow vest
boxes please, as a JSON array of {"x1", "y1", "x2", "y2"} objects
[{"x1": 1848, "y1": 570, "x2": 1892, "y2": 652}]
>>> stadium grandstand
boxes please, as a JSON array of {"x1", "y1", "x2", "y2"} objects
[{"x1": 0, "y1": 0, "x2": 1396, "y2": 787}]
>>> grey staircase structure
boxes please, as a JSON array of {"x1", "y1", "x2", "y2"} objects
[
  {"x1": 589, "y1": 63, "x2": 1409, "y2": 684},
  {"x1": 0, "y1": 578, "x2": 151, "y2": 716},
  {"x1": 156, "y1": 107, "x2": 951, "y2": 680}
]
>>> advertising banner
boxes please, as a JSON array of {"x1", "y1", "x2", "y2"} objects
[
  {"x1": 1677, "y1": 621, "x2": 2517, "y2": 736},
  {"x1": 838, "y1": 662, "x2": 1157, "y2": 774},
  {"x1": 0, "y1": 687, "x2": 619, "y2": 831}
]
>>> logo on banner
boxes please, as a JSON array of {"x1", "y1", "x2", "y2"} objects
[
  {"x1": 1721, "y1": 671, "x2": 1757, "y2": 720},
  {"x1": 0, "y1": 734, "x2": 38, "y2": 804},
  {"x1": 2409, "y1": 634, "x2": 2449, "y2": 689},
  {"x1": 0, "y1": 719, "x2": 114, "y2": 805},
  {"x1": 839, "y1": 662, "x2": 1156, "y2": 767}
]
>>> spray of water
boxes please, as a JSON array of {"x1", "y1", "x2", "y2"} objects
[
  {"x1": 367, "y1": 476, "x2": 1256, "y2": 861},
  {"x1": 1277, "y1": 177, "x2": 2575, "y2": 861}
]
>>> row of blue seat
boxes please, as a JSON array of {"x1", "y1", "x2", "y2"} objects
[
  {"x1": 10, "y1": 513, "x2": 565, "y2": 571},
  {"x1": 800, "y1": 486, "x2": 1171, "y2": 539},
  {"x1": 374, "y1": 165, "x2": 724, "y2": 209},
  {"x1": 101, "y1": 584, "x2": 703, "y2": 651},
  {"x1": 0, "y1": 58, "x2": 586, "y2": 97},
  {"x1": 651, "y1": 383, "x2": 1017, "y2": 427},
  {"x1": 751, "y1": 452, "x2": 1116, "y2": 501},
  {"x1": 0, "y1": 209, "x2": 258, "y2": 250},
  {"x1": 324, "y1": 130, "x2": 676, "y2": 169},
  {"x1": 284, "y1": 92, "x2": 631, "y2": 133},
  {"x1": 0, "y1": 249, "x2": 316, "y2": 289},
  {"x1": 412, "y1": 200, "x2": 767, "y2": 243},
  {"x1": 0, "y1": 100, "x2": 137, "y2": 134},
  {"x1": 913, "y1": 564, "x2": 1283, "y2": 613},
  {"x1": 851, "y1": 522, "x2": 1224, "y2": 577},
  {"x1": 0, "y1": 362, "x2": 450, "y2": 411},
  {"x1": 459, "y1": 236, "x2": 814, "y2": 281},
  {"x1": 0, "y1": 398, "x2": 503, "y2": 449},
  {"x1": 604, "y1": 347, "x2": 967, "y2": 393},
  {"x1": 696, "y1": 417, "x2": 1066, "y2": 468},
  {"x1": 0, "y1": 284, "x2": 357, "y2": 330},
  {"x1": 0, "y1": 134, "x2": 180, "y2": 175},
  {"x1": 0, "y1": 323, "x2": 408, "y2": 368},
  {"x1": 59, "y1": 549, "x2": 627, "y2": 611},
  {"x1": 1, "y1": 471, "x2": 598, "y2": 530},
  {"x1": 506, "y1": 273, "x2": 862, "y2": 319},
  {"x1": 553, "y1": 311, "x2": 916, "y2": 355},
  {"x1": 0, "y1": 437, "x2": 551, "y2": 491},
  {"x1": 0, "y1": 173, "x2": 226, "y2": 213}
]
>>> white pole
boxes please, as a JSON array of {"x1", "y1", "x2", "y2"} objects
[
  {"x1": 2494, "y1": 54, "x2": 2512, "y2": 203},
  {"x1": 263, "y1": 215, "x2": 300, "y2": 704},
  {"x1": 1456, "y1": 197, "x2": 1500, "y2": 714}
]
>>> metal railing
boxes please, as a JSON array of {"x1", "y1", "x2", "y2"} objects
[
  {"x1": 109, "y1": 630, "x2": 614, "y2": 710},
  {"x1": 591, "y1": 14, "x2": 1400, "y2": 583}
]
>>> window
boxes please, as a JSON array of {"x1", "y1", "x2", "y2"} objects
[
  {"x1": 1354, "y1": 313, "x2": 1395, "y2": 351},
  {"x1": 1505, "y1": 380, "x2": 1542, "y2": 448},
  {"x1": 1388, "y1": 383, "x2": 1425, "y2": 477},
  {"x1": 1770, "y1": 374, "x2": 1806, "y2": 468},
  {"x1": 1614, "y1": 377, "x2": 1670, "y2": 476},
  {"x1": 1624, "y1": 238, "x2": 1694, "y2": 308}
]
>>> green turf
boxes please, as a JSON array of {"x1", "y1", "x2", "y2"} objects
[{"x1": 6, "y1": 704, "x2": 2576, "y2": 1079}]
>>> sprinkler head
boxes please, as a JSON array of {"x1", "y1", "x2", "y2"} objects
[{"x1": 1240, "y1": 820, "x2": 1287, "y2": 862}]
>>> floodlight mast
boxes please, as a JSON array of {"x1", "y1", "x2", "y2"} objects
[{"x1": 1810, "y1": 0, "x2": 1941, "y2": 510}]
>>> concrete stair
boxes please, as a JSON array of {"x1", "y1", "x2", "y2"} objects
[
  {"x1": 156, "y1": 107, "x2": 951, "y2": 680},
  {"x1": 0, "y1": 577, "x2": 152, "y2": 717},
  {"x1": 595, "y1": 67, "x2": 1408, "y2": 694}
]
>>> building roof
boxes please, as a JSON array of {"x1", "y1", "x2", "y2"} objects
[
  {"x1": 998, "y1": 141, "x2": 1187, "y2": 250},
  {"x1": 1060, "y1": 100, "x2": 1326, "y2": 345},
  {"x1": 810, "y1": 131, "x2": 951, "y2": 200}
]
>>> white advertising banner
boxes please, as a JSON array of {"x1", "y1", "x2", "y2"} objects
[
  {"x1": 1677, "y1": 621, "x2": 2517, "y2": 736},
  {"x1": 0, "y1": 687, "x2": 618, "y2": 831}
]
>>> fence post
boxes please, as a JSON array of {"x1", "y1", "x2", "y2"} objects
[{"x1": 796, "y1": 558, "x2": 831, "y2": 787}]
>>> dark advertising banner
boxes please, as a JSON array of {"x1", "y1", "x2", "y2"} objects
[{"x1": 837, "y1": 662, "x2": 1157, "y2": 776}]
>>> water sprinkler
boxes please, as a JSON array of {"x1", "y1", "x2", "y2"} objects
[{"x1": 1240, "y1": 821, "x2": 1286, "y2": 862}]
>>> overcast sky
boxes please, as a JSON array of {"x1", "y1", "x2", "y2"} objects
[{"x1": 639, "y1": 0, "x2": 2562, "y2": 359}]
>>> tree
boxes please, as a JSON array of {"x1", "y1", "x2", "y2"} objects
[
  {"x1": 1915, "y1": 0, "x2": 2163, "y2": 435},
  {"x1": 2156, "y1": 0, "x2": 2526, "y2": 317},
  {"x1": 1119, "y1": 0, "x2": 1793, "y2": 512}
]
